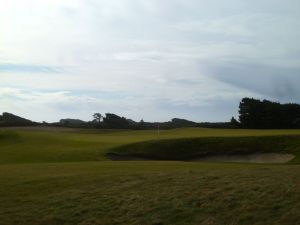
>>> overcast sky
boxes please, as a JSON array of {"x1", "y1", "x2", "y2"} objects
[{"x1": 1, "y1": 0, "x2": 300, "y2": 122}]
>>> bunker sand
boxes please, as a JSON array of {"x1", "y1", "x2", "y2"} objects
[
  {"x1": 191, "y1": 153, "x2": 295, "y2": 163},
  {"x1": 109, "y1": 153, "x2": 295, "y2": 163}
]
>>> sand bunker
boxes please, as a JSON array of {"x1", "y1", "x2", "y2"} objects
[
  {"x1": 109, "y1": 153, "x2": 295, "y2": 163},
  {"x1": 108, "y1": 154, "x2": 151, "y2": 161},
  {"x1": 192, "y1": 153, "x2": 295, "y2": 163}
]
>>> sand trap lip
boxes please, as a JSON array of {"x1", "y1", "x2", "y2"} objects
[
  {"x1": 190, "y1": 153, "x2": 295, "y2": 163},
  {"x1": 108, "y1": 154, "x2": 151, "y2": 161},
  {"x1": 108, "y1": 153, "x2": 295, "y2": 163}
]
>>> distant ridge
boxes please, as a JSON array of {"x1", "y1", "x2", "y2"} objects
[
  {"x1": 0, "y1": 112, "x2": 36, "y2": 127},
  {"x1": 0, "y1": 111, "x2": 235, "y2": 129}
]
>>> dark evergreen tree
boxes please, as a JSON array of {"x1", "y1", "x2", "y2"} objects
[
  {"x1": 239, "y1": 98, "x2": 300, "y2": 129},
  {"x1": 102, "y1": 113, "x2": 130, "y2": 129}
]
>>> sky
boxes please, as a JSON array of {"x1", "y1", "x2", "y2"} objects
[{"x1": 0, "y1": 0, "x2": 300, "y2": 122}]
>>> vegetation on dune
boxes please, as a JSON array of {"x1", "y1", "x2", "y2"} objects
[{"x1": 0, "y1": 112, "x2": 36, "y2": 127}]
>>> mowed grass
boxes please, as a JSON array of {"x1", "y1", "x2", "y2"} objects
[
  {"x1": 1, "y1": 127, "x2": 300, "y2": 225},
  {"x1": 2, "y1": 127, "x2": 300, "y2": 164}
]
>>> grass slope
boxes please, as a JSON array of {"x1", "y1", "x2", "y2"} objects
[
  {"x1": 2, "y1": 127, "x2": 300, "y2": 164},
  {"x1": 108, "y1": 136, "x2": 300, "y2": 163}
]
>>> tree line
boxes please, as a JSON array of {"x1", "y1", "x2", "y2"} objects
[
  {"x1": 1, "y1": 97, "x2": 300, "y2": 129},
  {"x1": 238, "y1": 97, "x2": 300, "y2": 129},
  {"x1": 57, "y1": 113, "x2": 206, "y2": 129}
]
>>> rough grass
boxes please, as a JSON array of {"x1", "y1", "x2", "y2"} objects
[
  {"x1": 1, "y1": 127, "x2": 300, "y2": 225},
  {"x1": 0, "y1": 162, "x2": 300, "y2": 225},
  {"x1": 0, "y1": 130, "x2": 20, "y2": 140}
]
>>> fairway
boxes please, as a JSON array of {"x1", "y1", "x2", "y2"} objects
[
  {"x1": 2, "y1": 127, "x2": 300, "y2": 164},
  {"x1": 1, "y1": 127, "x2": 300, "y2": 225}
]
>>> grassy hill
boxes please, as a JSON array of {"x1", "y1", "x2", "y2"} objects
[
  {"x1": 1, "y1": 127, "x2": 300, "y2": 225},
  {"x1": 108, "y1": 136, "x2": 300, "y2": 163},
  {"x1": 2, "y1": 127, "x2": 300, "y2": 164}
]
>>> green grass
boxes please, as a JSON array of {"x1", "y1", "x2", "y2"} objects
[
  {"x1": 1, "y1": 127, "x2": 300, "y2": 225},
  {"x1": 1, "y1": 127, "x2": 300, "y2": 164},
  {"x1": 108, "y1": 136, "x2": 300, "y2": 163},
  {"x1": 1, "y1": 162, "x2": 300, "y2": 225}
]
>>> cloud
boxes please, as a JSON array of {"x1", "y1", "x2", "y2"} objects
[
  {"x1": 210, "y1": 62, "x2": 300, "y2": 101},
  {"x1": 0, "y1": 64, "x2": 63, "y2": 73},
  {"x1": 0, "y1": 0, "x2": 299, "y2": 121}
]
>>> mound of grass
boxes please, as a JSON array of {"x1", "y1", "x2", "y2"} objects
[
  {"x1": 2, "y1": 127, "x2": 300, "y2": 164},
  {"x1": 108, "y1": 136, "x2": 300, "y2": 162}
]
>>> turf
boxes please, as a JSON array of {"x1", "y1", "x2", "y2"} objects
[
  {"x1": 1, "y1": 127, "x2": 300, "y2": 225},
  {"x1": 1, "y1": 162, "x2": 300, "y2": 225}
]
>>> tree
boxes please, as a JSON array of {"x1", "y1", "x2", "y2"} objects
[
  {"x1": 230, "y1": 117, "x2": 240, "y2": 127},
  {"x1": 102, "y1": 113, "x2": 130, "y2": 128},
  {"x1": 238, "y1": 97, "x2": 300, "y2": 129},
  {"x1": 239, "y1": 98, "x2": 263, "y2": 128},
  {"x1": 93, "y1": 113, "x2": 103, "y2": 123}
]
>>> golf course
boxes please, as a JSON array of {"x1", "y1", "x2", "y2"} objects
[
  {"x1": 2, "y1": 0, "x2": 300, "y2": 224},
  {"x1": 1, "y1": 127, "x2": 300, "y2": 225}
]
